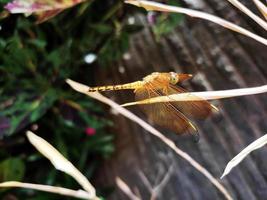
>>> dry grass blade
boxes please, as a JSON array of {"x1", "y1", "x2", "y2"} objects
[
  {"x1": 252, "y1": 0, "x2": 267, "y2": 20},
  {"x1": 226, "y1": 0, "x2": 267, "y2": 30},
  {"x1": 124, "y1": 0, "x2": 267, "y2": 46},
  {"x1": 66, "y1": 79, "x2": 233, "y2": 200},
  {"x1": 121, "y1": 85, "x2": 267, "y2": 107},
  {"x1": 221, "y1": 134, "x2": 267, "y2": 179},
  {"x1": 26, "y1": 131, "x2": 97, "y2": 199},
  {"x1": 116, "y1": 177, "x2": 141, "y2": 200},
  {"x1": 0, "y1": 182, "x2": 91, "y2": 200}
]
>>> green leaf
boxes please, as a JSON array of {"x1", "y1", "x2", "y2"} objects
[
  {"x1": 30, "y1": 89, "x2": 59, "y2": 122},
  {"x1": 90, "y1": 23, "x2": 113, "y2": 34},
  {"x1": 28, "y1": 39, "x2": 47, "y2": 49},
  {"x1": 152, "y1": 0, "x2": 184, "y2": 40},
  {"x1": 1, "y1": 89, "x2": 58, "y2": 135}
]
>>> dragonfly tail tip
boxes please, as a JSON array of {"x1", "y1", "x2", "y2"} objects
[
  {"x1": 188, "y1": 122, "x2": 199, "y2": 142},
  {"x1": 191, "y1": 131, "x2": 200, "y2": 143}
]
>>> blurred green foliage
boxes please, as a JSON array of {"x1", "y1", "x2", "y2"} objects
[
  {"x1": 0, "y1": 158, "x2": 25, "y2": 182},
  {"x1": 150, "y1": 0, "x2": 183, "y2": 40},
  {"x1": 0, "y1": 0, "x2": 137, "y2": 199},
  {"x1": 0, "y1": 0, "x2": 182, "y2": 199}
]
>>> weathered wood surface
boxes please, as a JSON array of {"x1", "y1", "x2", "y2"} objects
[{"x1": 94, "y1": 1, "x2": 267, "y2": 199}]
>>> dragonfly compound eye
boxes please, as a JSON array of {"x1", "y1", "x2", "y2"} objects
[{"x1": 170, "y1": 72, "x2": 179, "y2": 84}]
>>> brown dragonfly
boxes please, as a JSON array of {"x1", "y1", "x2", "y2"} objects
[{"x1": 88, "y1": 72, "x2": 217, "y2": 140}]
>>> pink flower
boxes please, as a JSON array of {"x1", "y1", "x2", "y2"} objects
[
  {"x1": 147, "y1": 11, "x2": 157, "y2": 25},
  {"x1": 85, "y1": 127, "x2": 96, "y2": 136}
]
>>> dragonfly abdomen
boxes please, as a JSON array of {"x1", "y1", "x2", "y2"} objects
[{"x1": 88, "y1": 81, "x2": 143, "y2": 92}]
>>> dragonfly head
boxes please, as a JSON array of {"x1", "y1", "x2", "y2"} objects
[
  {"x1": 169, "y1": 72, "x2": 193, "y2": 85},
  {"x1": 169, "y1": 72, "x2": 179, "y2": 84}
]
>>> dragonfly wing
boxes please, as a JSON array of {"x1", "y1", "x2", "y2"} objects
[
  {"x1": 135, "y1": 84, "x2": 197, "y2": 135},
  {"x1": 166, "y1": 84, "x2": 215, "y2": 119}
]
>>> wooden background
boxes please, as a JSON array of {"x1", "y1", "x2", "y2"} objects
[{"x1": 94, "y1": 0, "x2": 267, "y2": 199}]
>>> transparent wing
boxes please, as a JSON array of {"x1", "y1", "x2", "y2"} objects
[
  {"x1": 135, "y1": 83, "x2": 197, "y2": 135},
  {"x1": 166, "y1": 84, "x2": 215, "y2": 119}
]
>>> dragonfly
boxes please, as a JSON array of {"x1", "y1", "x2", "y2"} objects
[{"x1": 88, "y1": 72, "x2": 218, "y2": 140}]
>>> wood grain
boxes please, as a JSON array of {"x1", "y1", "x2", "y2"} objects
[{"x1": 94, "y1": 1, "x2": 267, "y2": 199}]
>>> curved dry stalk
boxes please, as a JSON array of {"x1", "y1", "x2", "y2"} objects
[
  {"x1": 0, "y1": 182, "x2": 92, "y2": 200},
  {"x1": 226, "y1": 0, "x2": 267, "y2": 30},
  {"x1": 66, "y1": 79, "x2": 233, "y2": 200},
  {"x1": 121, "y1": 85, "x2": 267, "y2": 107},
  {"x1": 125, "y1": 0, "x2": 267, "y2": 46},
  {"x1": 151, "y1": 165, "x2": 174, "y2": 199},
  {"x1": 221, "y1": 134, "x2": 267, "y2": 179}
]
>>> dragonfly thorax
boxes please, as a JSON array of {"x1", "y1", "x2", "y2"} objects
[
  {"x1": 142, "y1": 72, "x2": 160, "y2": 82},
  {"x1": 142, "y1": 72, "x2": 179, "y2": 87}
]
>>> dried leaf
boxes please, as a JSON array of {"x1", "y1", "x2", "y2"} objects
[
  {"x1": 221, "y1": 134, "x2": 267, "y2": 179},
  {"x1": 121, "y1": 85, "x2": 267, "y2": 107},
  {"x1": 4, "y1": 0, "x2": 86, "y2": 23},
  {"x1": 26, "y1": 131, "x2": 96, "y2": 198}
]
